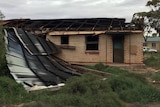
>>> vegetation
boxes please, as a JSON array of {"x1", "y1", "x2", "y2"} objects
[
  {"x1": 0, "y1": 74, "x2": 125, "y2": 107},
  {"x1": 1, "y1": 68, "x2": 160, "y2": 106},
  {"x1": 144, "y1": 52, "x2": 160, "y2": 81},
  {"x1": 144, "y1": 52, "x2": 160, "y2": 69},
  {"x1": 152, "y1": 71, "x2": 160, "y2": 81},
  {"x1": 0, "y1": 10, "x2": 5, "y2": 20},
  {"x1": 0, "y1": 24, "x2": 10, "y2": 76},
  {"x1": 133, "y1": 0, "x2": 160, "y2": 35},
  {"x1": 85, "y1": 62, "x2": 160, "y2": 104},
  {"x1": 0, "y1": 77, "x2": 28, "y2": 105},
  {"x1": 51, "y1": 73, "x2": 125, "y2": 107},
  {"x1": 0, "y1": 17, "x2": 160, "y2": 106},
  {"x1": 108, "y1": 74, "x2": 160, "y2": 103},
  {"x1": 85, "y1": 62, "x2": 128, "y2": 75}
]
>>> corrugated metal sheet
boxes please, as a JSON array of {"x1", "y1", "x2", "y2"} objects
[
  {"x1": 146, "y1": 37, "x2": 160, "y2": 42},
  {"x1": 4, "y1": 28, "x2": 81, "y2": 90}
]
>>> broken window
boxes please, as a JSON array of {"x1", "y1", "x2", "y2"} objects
[
  {"x1": 86, "y1": 35, "x2": 99, "y2": 50},
  {"x1": 61, "y1": 36, "x2": 69, "y2": 44}
]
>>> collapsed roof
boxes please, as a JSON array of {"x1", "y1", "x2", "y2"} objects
[
  {"x1": 2, "y1": 18, "x2": 143, "y2": 35},
  {"x1": 4, "y1": 28, "x2": 81, "y2": 89}
]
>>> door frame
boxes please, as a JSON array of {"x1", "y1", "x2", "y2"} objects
[{"x1": 112, "y1": 35, "x2": 124, "y2": 63}]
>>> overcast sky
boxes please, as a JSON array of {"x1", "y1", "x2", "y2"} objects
[{"x1": 0, "y1": 0, "x2": 149, "y2": 22}]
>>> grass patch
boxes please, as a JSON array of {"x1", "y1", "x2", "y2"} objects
[
  {"x1": 1, "y1": 72, "x2": 160, "y2": 106},
  {"x1": 119, "y1": 85, "x2": 160, "y2": 103},
  {"x1": 85, "y1": 63, "x2": 160, "y2": 104},
  {"x1": 85, "y1": 62, "x2": 128, "y2": 75},
  {"x1": 151, "y1": 71, "x2": 160, "y2": 81},
  {"x1": 144, "y1": 53, "x2": 160, "y2": 69},
  {"x1": 0, "y1": 74, "x2": 126, "y2": 107},
  {"x1": 52, "y1": 73, "x2": 125, "y2": 107},
  {"x1": 0, "y1": 77, "x2": 28, "y2": 105},
  {"x1": 108, "y1": 73, "x2": 160, "y2": 104}
]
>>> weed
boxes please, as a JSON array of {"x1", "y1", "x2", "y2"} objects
[
  {"x1": 0, "y1": 26, "x2": 10, "y2": 76},
  {"x1": 108, "y1": 73, "x2": 160, "y2": 104},
  {"x1": 144, "y1": 53, "x2": 160, "y2": 69},
  {"x1": 151, "y1": 71, "x2": 160, "y2": 81}
]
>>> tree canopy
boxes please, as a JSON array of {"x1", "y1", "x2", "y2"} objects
[{"x1": 132, "y1": 0, "x2": 160, "y2": 35}]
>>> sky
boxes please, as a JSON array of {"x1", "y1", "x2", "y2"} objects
[{"x1": 0, "y1": 0, "x2": 150, "y2": 22}]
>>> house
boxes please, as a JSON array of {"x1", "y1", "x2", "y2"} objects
[
  {"x1": 2, "y1": 18, "x2": 144, "y2": 67},
  {"x1": 45, "y1": 18, "x2": 144, "y2": 65},
  {"x1": 144, "y1": 36, "x2": 160, "y2": 52}
]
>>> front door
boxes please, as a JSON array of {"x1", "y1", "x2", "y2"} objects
[{"x1": 113, "y1": 36, "x2": 124, "y2": 63}]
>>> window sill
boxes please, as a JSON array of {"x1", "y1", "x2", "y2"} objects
[
  {"x1": 85, "y1": 51, "x2": 99, "y2": 54},
  {"x1": 59, "y1": 45, "x2": 76, "y2": 50}
]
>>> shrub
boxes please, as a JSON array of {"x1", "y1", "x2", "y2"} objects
[
  {"x1": 94, "y1": 62, "x2": 106, "y2": 71},
  {"x1": 151, "y1": 71, "x2": 160, "y2": 81},
  {"x1": 0, "y1": 26, "x2": 10, "y2": 76},
  {"x1": 108, "y1": 75, "x2": 139, "y2": 94},
  {"x1": 0, "y1": 77, "x2": 28, "y2": 104},
  {"x1": 119, "y1": 85, "x2": 160, "y2": 103},
  {"x1": 144, "y1": 53, "x2": 160, "y2": 69},
  {"x1": 52, "y1": 73, "x2": 125, "y2": 107},
  {"x1": 85, "y1": 63, "x2": 128, "y2": 75},
  {"x1": 108, "y1": 73, "x2": 160, "y2": 104},
  {"x1": 104, "y1": 67, "x2": 128, "y2": 74}
]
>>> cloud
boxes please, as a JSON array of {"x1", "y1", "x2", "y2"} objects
[{"x1": 0, "y1": 0, "x2": 149, "y2": 22}]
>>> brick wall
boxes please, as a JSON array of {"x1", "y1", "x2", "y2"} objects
[
  {"x1": 124, "y1": 33, "x2": 143, "y2": 64},
  {"x1": 47, "y1": 32, "x2": 143, "y2": 64}
]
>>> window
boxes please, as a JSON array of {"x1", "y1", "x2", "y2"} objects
[
  {"x1": 61, "y1": 36, "x2": 69, "y2": 44},
  {"x1": 86, "y1": 35, "x2": 99, "y2": 50},
  {"x1": 143, "y1": 43, "x2": 147, "y2": 46},
  {"x1": 152, "y1": 42, "x2": 156, "y2": 48}
]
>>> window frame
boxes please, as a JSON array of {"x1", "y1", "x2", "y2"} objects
[{"x1": 85, "y1": 35, "x2": 99, "y2": 51}]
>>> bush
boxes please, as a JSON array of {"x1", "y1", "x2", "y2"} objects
[
  {"x1": 94, "y1": 62, "x2": 106, "y2": 71},
  {"x1": 108, "y1": 73, "x2": 160, "y2": 104},
  {"x1": 85, "y1": 63, "x2": 128, "y2": 75},
  {"x1": 120, "y1": 85, "x2": 160, "y2": 103},
  {"x1": 108, "y1": 75, "x2": 139, "y2": 94},
  {"x1": 151, "y1": 71, "x2": 160, "y2": 81},
  {"x1": 52, "y1": 73, "x2": 125, "y2": 107},
  {"x1": 144, "y1": 53, "x2": 160, "y2": 69},
  {"x1": 0, "y1": 76, "x2": 55, "y2": 106},
  {"x1": 0, "y1": 26, "x2": 10, "y2": 76},
  {"x1": 0, "y1": 77, "x2": 28, "y2": 105},
  {"x1": 104, "y1": 67, "x2": 128, "y2": 75}
]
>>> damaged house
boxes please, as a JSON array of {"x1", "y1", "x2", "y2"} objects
[{"x1": 3, "y1": 18, "x2": 144, "y2": 67}]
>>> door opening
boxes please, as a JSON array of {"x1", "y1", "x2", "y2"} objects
[{"x1": 113, "y1": 36, "x2": 124, "y2": 63}]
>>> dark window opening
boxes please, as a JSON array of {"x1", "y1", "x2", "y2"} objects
[
  {"x1": 61, "y1": 36, "x2": 69, "y2": 44},
  {"x1": 86, "y1": 35, "x2": 98, "y2": 50}
]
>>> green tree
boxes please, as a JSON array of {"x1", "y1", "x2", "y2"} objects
[
  {"x1": 132, "y1": 0, "x2": 160, "y2": 35},
  {"x1": 0, "y1": 11, "x2": 9, "y2": 76},
  {"x1": 0, "y1": 10, "x2": 5, "y2": 20}
]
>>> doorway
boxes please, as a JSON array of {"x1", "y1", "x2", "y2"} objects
[{"x1": 113, "y1": 36, "x2": 124, "y2": 63}]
